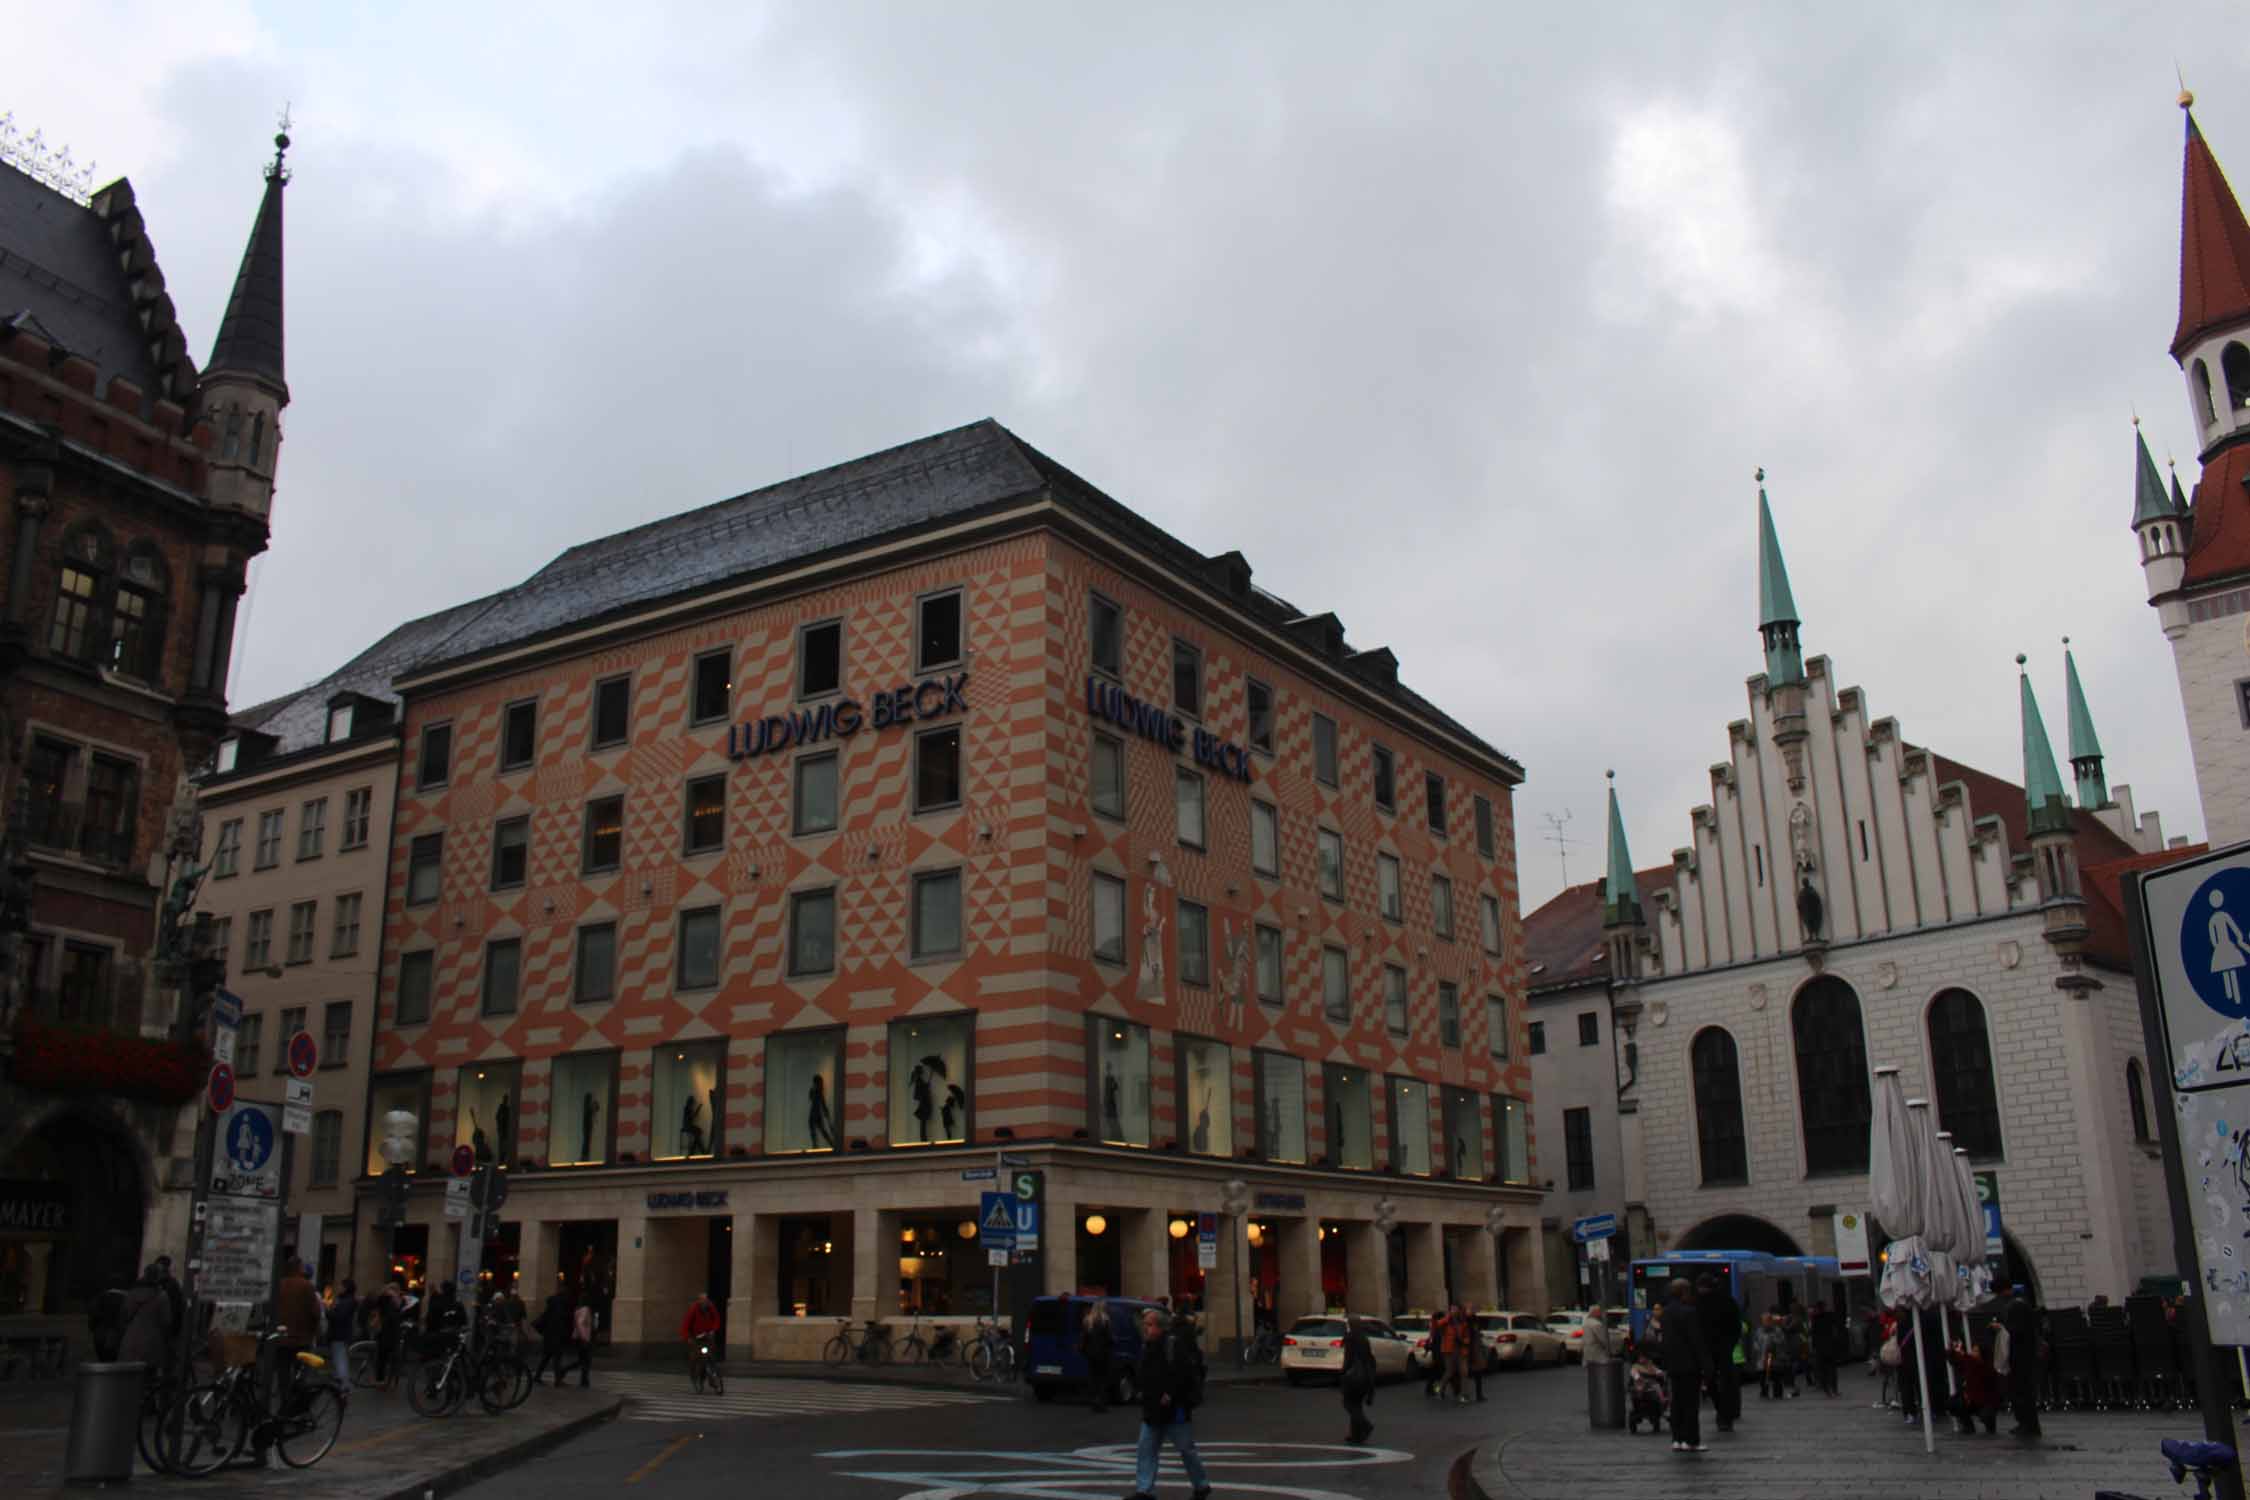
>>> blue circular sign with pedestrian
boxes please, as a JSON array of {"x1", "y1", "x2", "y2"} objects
[
  {"x1": 226, "y1": 1107, "x2": 275, "y2": 1175},
  {"x1": 2180, "y1": 866, "x2": 2250, "y2": 1019}
]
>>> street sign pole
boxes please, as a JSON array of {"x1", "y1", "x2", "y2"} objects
[{"x1": 2126, "y1": 863, "x2": 2249, "y2": 1500}]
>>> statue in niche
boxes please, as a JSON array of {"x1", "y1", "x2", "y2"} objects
[
  {"x1": 1224, "y1": 922, "x2": 1249, "y2": 1010},
  {"x1": 1331, "y1": 1099, "x2": 1345, "y2": 1163},
  {"x1": 1788, "y1": 802, "x2": 1826, "y2": 940},
  {"x1": 1138, "y1": 859, "x2": 1171, "y2": 1000}
]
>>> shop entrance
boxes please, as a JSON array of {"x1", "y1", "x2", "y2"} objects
[
  {"x1": 557, "y1": 1220, "x2": 618, "y2": 1345},
  {"x1": 1165, "y1": 1214, "x2": 1207, "y2": 1311},
  {"x1": 0, "y1": 1111, "x2": 146, "y2": 1315},
  {"x1": 777, "y1": 1215, "x2": 846, "y2": 1316},
  {"x1": 1319, "y1": 1222, "x2": 1347, "y2": 1311},
  {"x1": 899, "y1": 1213, "x2": 977, "y2": 1314},
  {"x1": 383, "y1": 1224, "x2": 429, "y2": 1300},
  {"x1": 1075, "y1": 1209, "x2": 1123, "y2": 1296}
]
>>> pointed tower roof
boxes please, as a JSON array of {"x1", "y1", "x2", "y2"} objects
[
  {"x1": 2172, "y1": 96, "x2": 2250, "y2": 359},
  {"x1": 1756, "y1": 475, "x2": 1799, "y2": 627},
  {"x1": 2019, "y1": 654, "x2": 2073, "y2": 837},
  {"x1": 2133, "y1": 422, "x2": 2174, "y2": 525},
  {"x1": 205, "y1": 130, "x2": 289, "y2": 399},
  {"x1": 1601, "y1": 771, "x2": 1641, "y2": 928},
  {"x1": 2063, "y1": 640, "x2": 2104, "y2": 764},
  {"x1": 2171, "y1": 465, "x2": 2191, "y2": 516}
]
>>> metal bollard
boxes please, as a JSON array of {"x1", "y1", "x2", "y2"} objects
[
  {"x1": 64, "y1": 1361, "x2": 147, "y2": 1486},
  {"x1": 1586, "y1": 1356, "x2": 1626, "y2": 1429}
]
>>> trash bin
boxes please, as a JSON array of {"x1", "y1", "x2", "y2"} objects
[
  {"x1": 1586, "y1": 1357, "x2": 1625, "y2": 1430},
  {"x1": 64, "y1": 1361, "x2": 146, "y2": 1485}
]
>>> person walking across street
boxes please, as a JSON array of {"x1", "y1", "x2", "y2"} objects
[
  {"x1": 1126, "y1": 1306, "x2": 1211, "y2": 1500},
  {"x1": 1080, "y1": 1301, "x2": 1115, "y2": 1413},
  {"x1": 1439, "y1": 1304, "x2": 1471, "y2": 1404},
  {"x1": 1659, "y1": 1279, "x2": 1713, "y2": 1454},
  {"x1": 533, "y1": 1291, "x2": 574, "y2": 1386},
  {"x1": 325, "y1": 1280, "x2": 360, "y2": 1394},
  {"x1": 1695, "y1": 1275, "x2": 1743, "y2": 1432},
  {"x1": 1339, "y1": 1312, "x2": 1378, "y2": 1445},
  {"x1": 568, "y1": 1297, "x2": 597, "y2": 1388},
  {"x1": 1810, "y1": 1295, "x2": 1842, "y2": 1397},
  {"x1": 2000, "y1": 1287, "x2": 2041, "y2": 1438}
]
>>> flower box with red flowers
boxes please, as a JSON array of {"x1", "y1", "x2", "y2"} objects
[{"x1": 11, "y1": 1017, "x2": 209, "y2": 1105}]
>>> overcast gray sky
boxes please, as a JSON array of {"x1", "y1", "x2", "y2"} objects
[{"x1": 18, "y1": 1, "x2": 2246, "y2": 910}]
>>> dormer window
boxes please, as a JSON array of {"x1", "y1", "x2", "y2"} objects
[
  {"x1": 326, "y1": 703, "x2": 354, "y2": 743},
  {"x1": 216, "y1": 738, "x2": 240, "y2": 774}
]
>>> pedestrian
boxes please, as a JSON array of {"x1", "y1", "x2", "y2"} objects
[
  {"x1": 326, "y1": 1279, "x2": 360, "y2": 1394},
  {"x1": 1810, "y1": 1295, "x2": 1842, "y2": 1397},
  {"x1": 252, "y1": 1262, "x2": 323, "y2": 1467},
  {"x1": 1658, "y1": 1279, "x2": 1713, "y2": 1454},
  {"x1": 117, "y1": 1263, "x2": 176, "y2": 1370},
  {"x1": 1695, "y1": 1274, "x2": 1743, "y2": 1432},
  {"x1": 153, "y1": 1256, "x2": 186, "y2": 1344},
  {"x1": 499, "y1": 1282, "x2": 529, "y2": 1356},
  {"x1": 1751, "y1": 1315, "x2": 1777, "y2": 1399},
  {"x1": 1945, "y1": 1330, "x2": 2001, "y2": 1435},
  {"x1": 370, "y1": 1281, "x2": 405, "y2": 1388},
  {"x1": 1442, "y1": 1303, "x2": 1471, "y2": 1404},
  {"x1": 1582, "y1": 1308, "x2": 1616, "y2": 1367},
  {"x1": 569, "y1": 1296, "x2": 596, "y2": 1387},
  {"x1": 533, "y1": 1291, "x2": 574, "y2": 1385},
  {"x1": 1339, "y1": 1312, "x2": 1378, "y2": 1445},
  {"x1": 430, "y1": 1282, "x2": 465, "y2": 1332},
  {"x1": 1999, "y1": 1286, "x2": 2041, "y2": 1438},
  {"x1": 1080, "y1": 1301, "x2": 1115, "y2": 1413},
  {"x1": 1126, "y1": 1306, "x2": 1211, "y2": 1500}
]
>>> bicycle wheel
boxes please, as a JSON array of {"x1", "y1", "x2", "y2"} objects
[
  {"x1": 408, "y1": 1356, "x2": 460, "y2": 1418},
  {"x1": 348, "y1": 1341, "x2": 379, "y2": 1389},
  {"x1": 277, "y1": 1384, "x2": 345, "y2": 1469},
  {"x1": 159, "y1": 1383, "x2": 245, "y2": 1479},
  {"x1": 707, "y1": 1359, "x2": 723, "y2": 1396},
  {"x1": 477, "y1": 1357, "x2": 517, "y2": 1414},
  {"x1": 137, "y1": 1383, "x2": 176, "y2": 1474},
  {"x1": 506, "y1": 1356, "x2": 535, "y2": 1409},
  {"x1": 690, "y1": 1350, "x2": 707, "y2": 1394},
  {"x1": 967, "y1": 1341, "x2": 994, "y2": 1382},
  {"x1": 996, "y1": 1341, "x2": 1016, "y2": 1381},
  {"x1": 897, "y1": 1334, "x2": 926, "y2": 1365},
  {"x1": 822, "y1": 1334, "x2": 851, "y2": 1366}
]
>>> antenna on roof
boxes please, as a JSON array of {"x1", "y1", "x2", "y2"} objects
[{"x1": 1542, "y1": 808, "x2": 1577, "y2": 889}]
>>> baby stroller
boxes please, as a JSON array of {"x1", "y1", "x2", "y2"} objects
[{"x1": 1626, "y1": 1365, "x2": 1668, "y2": 1434}]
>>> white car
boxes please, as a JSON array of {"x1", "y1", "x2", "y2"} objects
[
  {"x1": 1391, "y1": 1312, "x2": 1435, "y2": 1373},
  {"x1": 1279, "y1": 1316, "x2": 1413, "y2": 1385},
  {"x1": 1476, "y1": 1310, "x2": 1567, "y2": 1366}
]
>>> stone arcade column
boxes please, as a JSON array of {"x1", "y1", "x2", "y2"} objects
[
  {"x1": 1342, "y1": 1221, "x2": 1391, "y2": 1316},
  {"x1": 852, "y1": 1208, "x2": 901, "y2": 1325},
  {"x1": 1274, "y1": 1218, "x2": 1324, "y2": 1322},
  {"x1": 1042, "y1": 1191, "x2": 1078, "y2": 1302},
  {"x1": 609, "y1": 1210, "x2": 649, "y2": 1350},
  {"x1": 1208, "y1": 1216, "x2": 1250, "y2": 1356},
  {"x1": 1122, "y1": 1207, "x2": 1170, "y2": 1304},
  {"x1": 730, "y1": 1211, "x2": 774, "y2": 1356},
  {"x1": 1453, "y1": 1225, "x2": 1498, "y2": 1309},
  {"x1": 1403, "y1": 1222, "x2": 1446, "y2": 1312}
]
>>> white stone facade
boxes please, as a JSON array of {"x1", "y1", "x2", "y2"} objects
[
  {"x1": 2152, "y1": 588, "x2": 2250, "y2": 850},
  {"x1": 1524, "y1": 981, "x2": 1631, "y2": 1306}
]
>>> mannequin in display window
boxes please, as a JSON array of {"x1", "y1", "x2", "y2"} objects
[
  {"x1": 941, "y1": 1083, "x2": 965, "y2": 1140},
  {"x1": 910, "y1": 1063, "x2": 936, "y2": 1143},
  {"x1": 1104, "y1": 1070, "x2": 1123, "y2": 1140},
  {"x1": 581, "y1": 1093, "x2": 602, "y2": 1163},
  {"x1": 679, "y1": 1095, "x2": 706, "y2": 1158},
  {"x1": 495, "y1": 1097, "x2": 514, "y2": 1162},
  {"x1": 468, "y1": 1109, "x2": 493, "y2": 1164},
  {"x1": 807, "y1": 1074, "x2": 836, "y2": 1150}
]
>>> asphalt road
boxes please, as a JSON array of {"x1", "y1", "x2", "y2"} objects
[{"x1": 460, "y1": 1361, "x2": 1583, "y2": 1499}]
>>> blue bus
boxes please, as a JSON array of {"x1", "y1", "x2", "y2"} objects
[{"x1": 1626, "y1": 1251, "x2": 1850, "y2": 1345}]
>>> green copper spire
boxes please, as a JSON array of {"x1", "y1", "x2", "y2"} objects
[
  {"x1": 2171, "y1": 464, "x2": 2191, "y2": 517},
  {"x1": 1602, "y1": 770, "x2": 1641, "y2": 928},
  {"x1": 2062, "y1": 637, "x2": 2108, "y2": 808},
  {"x1": 2019, "y1": 654, "x2": 2073, "y2": 837},
  {"x1": 2133, "y1": 423, "x2": 2173, "y2": 526},
  {"x1": 1756, "y1": 470, "x2": 1805, "y2": 686}
]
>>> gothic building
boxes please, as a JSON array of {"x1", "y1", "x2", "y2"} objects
[{"x1": 0, "y1": 128, "x2": 290, "y2": 1323}]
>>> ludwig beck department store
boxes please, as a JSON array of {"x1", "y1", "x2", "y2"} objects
[{"x1": 353, "y1": 421, "x2": 1542, "y2": 1359}]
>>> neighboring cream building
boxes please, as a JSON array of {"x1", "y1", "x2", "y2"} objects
[{"x1": 1524, "y1": 486, "x2": 2180, "y2": 1308}]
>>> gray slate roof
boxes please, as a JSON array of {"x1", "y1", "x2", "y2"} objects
[
  {"x1": 0, "y1": 160, "x2": 164, "y2": 391},
  {"x1": 230, "y1": 592, "x2": 506, "y2": 759}
]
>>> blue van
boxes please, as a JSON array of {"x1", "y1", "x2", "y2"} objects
[{"x1": 1025, "y1": 1295, "x2": 1164, "y2": 1404}]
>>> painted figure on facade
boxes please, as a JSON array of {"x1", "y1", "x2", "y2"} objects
[{"x1": 1139, "y1": 860, "x2": 1170, "y2": 1000}]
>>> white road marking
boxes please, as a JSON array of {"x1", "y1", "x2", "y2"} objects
[
  {"x1": 816, "y1": 1441, "x2": 1413, "y2": 1500},
  {"x1": 600, "y1": 1369, "x2": 1013, "y2": 1424}
]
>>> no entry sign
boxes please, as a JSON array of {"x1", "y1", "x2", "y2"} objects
[
  {"x1": 207, "y1": 1062, "x2": 236, "y2": 1113},
  {"x1": 287, "y1": 1031, "x2": 318, "y2": 1079}
]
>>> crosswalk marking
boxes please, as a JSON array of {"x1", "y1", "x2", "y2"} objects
[{"x1": 596, "y1": 1368, "x2": 1015, "y2": 1425}]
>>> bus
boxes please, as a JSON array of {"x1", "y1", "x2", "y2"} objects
[{"x1": 1626, "y1": 1251, "x2": 1853, "y2": 1344}]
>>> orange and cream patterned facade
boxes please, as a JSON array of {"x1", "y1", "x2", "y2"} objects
[{"x1": 355, "y1": 422, "x2": 1542, "y2": 1358}]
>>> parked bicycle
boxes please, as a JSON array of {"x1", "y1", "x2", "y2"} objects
[
  {"x1": 408, "y1": 1328, "x2": 532, "y2": 1417},
  {"x1": 822, "y1": 1319, "x2": 894, "y2": 1366},
  {"x1": 156, "y1": 1332, "x2": 345, "y2": 1476},
  {"x1": 688, "y1": 1332, "x2": 724, "y2": 1394},
  {"x1": 966, "y1": 1316, "x2": 1015, "y2": 1383},
  {"x1": 1238, "y1": 1325, "x2": 1282, "y2": 1367},
  {"x1": 896, "y1": 1319, "x2": 957, "y2": 1364}
]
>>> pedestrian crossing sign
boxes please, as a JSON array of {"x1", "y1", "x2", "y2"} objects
[{"x1": 979, "y1": 1191, "x2": 1018, "y2": 1253}]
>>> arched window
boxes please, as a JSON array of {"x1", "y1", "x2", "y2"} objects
[
  {"x1": 2226, "y1": 342, "x2": 2250, "y2": 414},
  {"x1": 249, "y1": 412, "x2": 265, "y2": 468},
  {"x1": 109, "y1": 544, "x2": 169, "y2": 680},
  {"x1": 1927, "y1": 988, "x2": 2003, "y2": 1160},
  {"x1": 47, "y1": 522, "x2": 112, "y2": 665},
  {"x1": 220, "y1": 407, "x2": 243, "y2": 461},
  {"x1": 2127, "y1": 1058, "x2": 2152, "y2": 1143},
  {"x1": 1691, "y1": 1026, "x2": 1748, "y2": 1186},
  {"x1": 1791, "y1": 976, "x2": 1872, "y2": 1174},
  {"x1": 2195, "y1": 359, "x2": 2219, "y2": 426}
]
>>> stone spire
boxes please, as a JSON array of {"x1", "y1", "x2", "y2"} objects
[
  {"x1": 2020, "y1": 655, "x2": 2072, "y2": 838},
  {"x1": 2062, "y1": 639, "x2": 2109, "y2": 809}
]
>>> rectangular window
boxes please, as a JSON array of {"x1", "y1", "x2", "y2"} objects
[
  {"x1": 1325, "y1": 1063, "x2": 1374, "y2": 1170},
  {"x1": 310, "y1": 1111, "x2": 343, "y2": 1187},
  {"x1": 889, "y1": 1013, "x2": 972, "y2": 1146},
  {"x1": 1474, "y1": 795, "x2": 1495, "y2": 859},
  {"x1": 1564, "y1": 1106, "x2": 1595, "y2": 1191},
  {"x1": 341, "y1": 788, "x2": 371, "y2": 850},
  {"x1": 1172, "y1": 638, "x2": 1202, "y2": 718},
  {"x1": 1177, "y1": 1036, "x2": 1234, "y2": 1157},
  {"x1": 584, "y1": 796, "x2": 623, "y2": 873},
  {"x1": 684, "y1": 775, "x2": 725, "y2": 854},
  {"x1": 1092, "y1": 872, "x2": 1127, "y2": 964},
  {"x1": 1091, "y1": 1017, "x2": 1152, "y2": 1147},
  {"x1": 254, "y1": 809, "x2": 283, "y2": 869},
  {"x1": 297, "y1": 798, "x2": 327, "y2": 860},
  {"x1": 1317, "y1": 828, "x2": 1344, "y2": 901},
  {"x1": 1321, "y1": 945, "x2": 1350, "y2": 1021},
  {"x1": 237, "y1": 1014, "x2": 263, "y2": 1077},
  {"x1": 491, "y1": 815, "x2": 529, "y2": 889},
  {"x1": 80, "y1": 754, "x2": 137, "y2": 865},
  {"x1": 500, "y1": 699, "x2": 537, "y2": 771},
  {"x1": 1527, "y1": 1020, "x2": 1546, "y2": 1055},
  {"x1": 1089, "y1": 593, "x2": 1123, "y2": 678},
  {"x1": 331, "y1": 892, "x2": 362, "y2": 958},
  {"x1": 912, "y1": 869, "x2": 964, "y2": 959},
  {"x1": 678, "y1": 906, "x2": 721, "y2": 989},
  {"x1": 417, "y1": 722, "x2": 452, "y2": 789},
  {"x1": 1312, "y1": 713, "x2": 1338, "y2": 786},
  {"x1": 395, "y1": 952, "x2": 433, "y2": 1026},
  {"x1": 277, "y1": 1007, "x2": 305, "y2": 1072},
  {"x1": 322, "y1": 1002, "x2": 351, "y2": 1068},
  {"x1": 1480, "y1": 894, "x2": 1503, "y2": 955},
  {"x1": 1371, "y1": 744, "x2": 1395, "y2": 810},
  {"x1": 1256, "y1": 1050, "x2": 1307, "y2": 1163},
  {"x1": 1388, "y1": 1076, "x2": 1432, "y2": 1175},
  {"x1": 1255, "y1": 924, "x2": 1283, "y2": 1005},
  {"x1": 575, "y1": 923, "x2": 616, "y2": 1004},
  {"x1": 1438, "y1": 981, "x2": 1461, "y2": 1048},
  {"x1": 764, "y1": 1030, "x2": 841, "y2": 1155},
  {"x1": 653, "y1": 1039, "x2": 725, "y2": 1158},
  {"x1": 917, "y1": 589, "x2": 963, "y2": 671},
  {"x1": 914, "y1": 725, "x2": 961, "y2": 812},
  {"x1": 1432, "y1": 873, "x2": 1455, "y2": 940},
  {"x1": 1426, "y1": 771, "x2": 1447, "y2": 836},
  {"x1": 1175, "y1": 769, "x2": 1206, "y2": 847},
  {"x1": 692, "y1": 649, "x2": 732, "y2": 724},
  {"x1": 481, "y1": 938, "x2": 521, "y2": 1017},
  {"x1": 551, "y1": 1052, "x2": 618, "y2": 1165},
  {"x1": 286, "y1": 901, "x2": 317, "y2": 964},
  {"x1": 1090, "y1": 734, "x2": 1126, "y2": 820},
  {"x1": 1496, "y1": 1095, "x2": 1530, "y2": 1184},
  {"x1": 798, "y1": 621, "x2": 842, "y2": 699},
  {"x1": 327, "y1": 703, "x2": 355, "y2": 743},
  {"x1": 455, "y1": 1061, "x2": 521, "y2": 1161},
  {"x1": 1178, "y1": 898, "x2": 1211, "y2": 986},
  {"x1": 789, "y1": 889, "x2": 837, "y2": 976},
  {"x1": 1377, "y1": 854, "x2": 1402, "y2": 920},
  {"x1": 1578, "y1": 1010, "x2": 1600, "y2": 1047},
  {"x1": 1246, "y1": 678, "x2": 1274, "y2": 753},
  {"x1": 1250, "y1": 800, "x2": 1279, "y2": 876},
  {"x1": 793, "y1": 754, "x2": 839, "y2": 836},
  {"x1": 207, "y1": 916, "x2": 231, "y2": 968},
  {"x1": 245, "y1": 909, "x2": 273, "y2": 969},
  {"x1": 1384, "y1": 965, "x2": 1408, "y2": 1036},
  {"x1": 1487, "y1": 994, "x2": 1509, "y2": 1059},
  {"x1": 1444, "y1": 1086, "x2": 1485, "y2": 1178},
  {"x1": 214, "y1": 819, "x2": 242, "y2": 878},
  {"x1": 592, "y1": 675, "x2": 630, "y2": 748}
]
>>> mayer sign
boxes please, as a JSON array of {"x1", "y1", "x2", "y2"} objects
[{"x1": 727, "y1": 673, "x2": 969, "y2": 761}]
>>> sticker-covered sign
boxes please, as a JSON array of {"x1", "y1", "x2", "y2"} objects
[
  {"x1": 201, "y1": 1197, "x2": 280, "y2": 1310},
  {"x1": 212, "y1": 1102, "x2": 282, "y2": 1199}
]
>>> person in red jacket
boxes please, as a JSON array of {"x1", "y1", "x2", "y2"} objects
[
  {"x1": 681, "y1": 1291, "x2": 721, "y2": 1341},
  {"x1": 1945, "y1": 1335, "x2": 2001, "y2": 1434}
]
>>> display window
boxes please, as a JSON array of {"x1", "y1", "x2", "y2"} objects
[
  {"x1": 1443, "y1": 1086, "x2": 1484, "y2": 1179},
  {"x1": 454, "y1": 1062, "x2": 521, "y2": 1165},
  {"x1": 365, "y1": 1072, "x2": 430, "y2": 1176},
  {"x1": 1388, "y1": 1076, "x2": 1433, "y2": 1176},
  {"x1": 1496, "y1": 1094, "x2": 1531, "y2": 1184},
  {"x1": 651, "y1": 1040, "x2": 725, "y2": 1160},
  {"x1": 1176, "y1": 1035, "x2": 1233, "y2": 1158},
  {"x1": 1255, "y1": 1050, "x2": 1306, "y2": 1164},
  {"x1": 1090, "y1": 1018, "x2": 1151, "y2": 1146},
  {"x1": 890, "y1": 1013, "x2": 972, "y2": 1146},
  {"x1": 549, "y1": 1053, "x2": 617, "y2": 1166},
  {"x1": 766, "y1": 1029, "x2": 844, "y2": 1154},
  {"x1": 1322, "y1": 1063, "x2": 1373, "y2": 1170}
]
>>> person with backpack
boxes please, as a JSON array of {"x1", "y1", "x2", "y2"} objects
[{"x1": 1126, "y1": 1306, "x2": 1210, "y2": 1500}]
